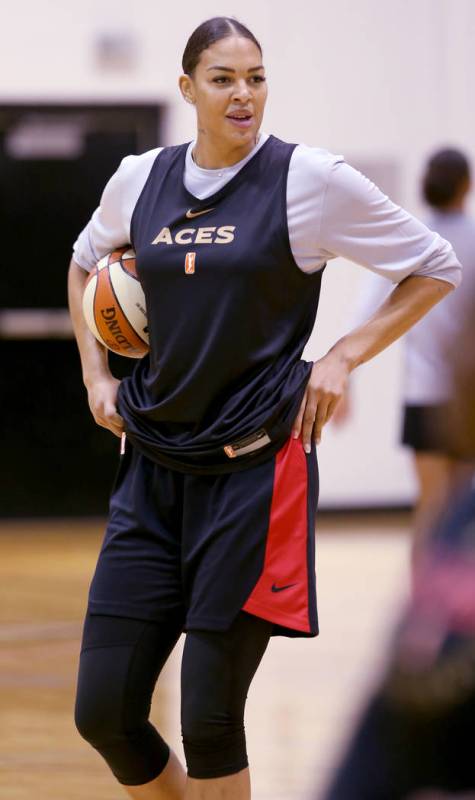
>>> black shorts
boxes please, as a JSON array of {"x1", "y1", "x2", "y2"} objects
[
  {"x1": 401, "y1": 404, "x2": 450, "y2": 453},
  {"x1": 87, "y1": 436, "x2": 319, "y2": 638}
]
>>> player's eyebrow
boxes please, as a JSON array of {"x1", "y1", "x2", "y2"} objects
[{"x1": 206, "y1": 65, "x2": 264, "y2": 73}]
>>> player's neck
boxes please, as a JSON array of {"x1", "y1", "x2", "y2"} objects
[{"x1": 192, "y1": 132, "x2": 259, "y2": 170}]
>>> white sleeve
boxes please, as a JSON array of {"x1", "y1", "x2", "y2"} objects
[
  {"x1": 72, "y1": 148, "x2": 162, "y2": 271},
  {"x1": 319, "y1": 160, "x2": 462, "y2": 287}
]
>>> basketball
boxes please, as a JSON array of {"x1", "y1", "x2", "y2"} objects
[{"x1": 82, "y1": 246, "x2": 149, "y2": 358}]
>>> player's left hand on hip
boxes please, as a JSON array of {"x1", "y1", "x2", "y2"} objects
[{"x1": 291, "y1": 356, "x2": 351, "y2": 452}]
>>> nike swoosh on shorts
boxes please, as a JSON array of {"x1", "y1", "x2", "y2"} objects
[{"x1": 271, "y1": 583, "x2": 297, "y2": 593}]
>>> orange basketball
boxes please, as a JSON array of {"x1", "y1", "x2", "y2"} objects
[{"x1": 82, "y1": 247, "x2": 149, "y2": 358}]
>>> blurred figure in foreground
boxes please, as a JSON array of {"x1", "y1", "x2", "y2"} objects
[
  {"x1": 334, "y1": 148, "x2": 475, "y2": 557},
  {"x1": 321, "y1": 295, "x2": 475, "y2": 799}
]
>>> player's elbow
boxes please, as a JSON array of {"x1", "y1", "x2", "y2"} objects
[{"x1": 67, "y1": 258, "x2": 89, "y2": 306}]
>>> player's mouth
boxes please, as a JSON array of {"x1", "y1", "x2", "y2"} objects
[{"x1": 225, "y1": 111, "x2": 254, "y2": 129}]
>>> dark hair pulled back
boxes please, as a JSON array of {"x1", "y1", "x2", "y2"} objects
[
  {"x1": 423, "y1": 148, "x2": 470, "y2": 209},
  {"x1": 182, "y1": 17, "x2": 262, "y2": 75}
]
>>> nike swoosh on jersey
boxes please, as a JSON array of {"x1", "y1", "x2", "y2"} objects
[
  {"x1": 185, "y1": 207, "x2": 216, "y2": 219},
  {"x1": 271, "y1": 582, "x2": 297, "y2": 593}
]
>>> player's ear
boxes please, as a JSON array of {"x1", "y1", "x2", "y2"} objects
[{"x1": 179, "y1": 74, "x2": 195, "y2": 105}]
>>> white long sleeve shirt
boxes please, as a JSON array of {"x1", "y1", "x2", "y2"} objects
[{"x1": 73, "y1": 133, "x2": 462, "y2": 292}]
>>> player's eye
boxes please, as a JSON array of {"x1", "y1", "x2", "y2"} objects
[
  {"x1": 251, "y1": 75, "x2": 266, "y2": 83},
  {"x1": 213, "y1": 76, "x2": 231, "y2": 84}
]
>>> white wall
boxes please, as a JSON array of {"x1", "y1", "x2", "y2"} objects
[{"x1": 3, "y1": 0, "x2": 474, "y2": 506}]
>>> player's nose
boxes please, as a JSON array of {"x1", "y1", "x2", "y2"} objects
[{"x1": 231, "y1": 80, "x2": 252, "y2": 102}]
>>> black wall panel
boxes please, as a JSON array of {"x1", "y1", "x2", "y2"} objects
[{"x1": 0, "y1": 103, "x2": 161, "y2": 516}]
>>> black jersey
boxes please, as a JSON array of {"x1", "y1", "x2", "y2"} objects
[{"x1": 118, "y1": 135, "x2": 324, "y2": 473}]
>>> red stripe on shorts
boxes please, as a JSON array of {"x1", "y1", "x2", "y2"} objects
[{"x1": 243, "y1": 437, "x2": 311, "y2": 632}]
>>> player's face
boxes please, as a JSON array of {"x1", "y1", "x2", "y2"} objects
[{"x1": 181, "y1": 36, "x2": 267, "y2": 159}]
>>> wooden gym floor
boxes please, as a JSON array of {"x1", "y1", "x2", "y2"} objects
[{"x1": 0, "y1": 514, "x2": 410, "y2": 800}]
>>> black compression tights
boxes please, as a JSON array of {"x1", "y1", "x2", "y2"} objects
[{"x1": 74, "y1": 611, "x2": 272, "y2": 784}]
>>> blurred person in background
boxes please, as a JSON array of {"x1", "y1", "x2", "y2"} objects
[
  {"x1": 402, "y1": 148, "x2": 475, "y2": 553},
  {"x1": 321, "y1": 294, "x2": 475, "y2": 800},
  {"x1": 334, "y1": 148, "x2": 475, "y2": 559}
]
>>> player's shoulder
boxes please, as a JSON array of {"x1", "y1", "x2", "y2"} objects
[
  {"x1": 117, "y1": 146, "x2": 164, "y2": 180},
  {"x1": 107, "y1": 147, "x2": 168, "y2": 205},
  {"x1": 285, "y1": 142, "x2": 345, "y2": 205},
  {"x1": 290, "y1": 142, "x2": 344, "y2": 181}
]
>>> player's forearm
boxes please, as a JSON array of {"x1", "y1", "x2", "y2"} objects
[
  {"x1": 67, "y1": 259, "x2": 112, "y2": 387},
  {"x1": 326, "y1": 275, "x2": 454, "y2": 372}
]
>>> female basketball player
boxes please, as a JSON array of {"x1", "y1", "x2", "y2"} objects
[{"x1": 68, "y1": 17, "x2": 461, "y2": 800}]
